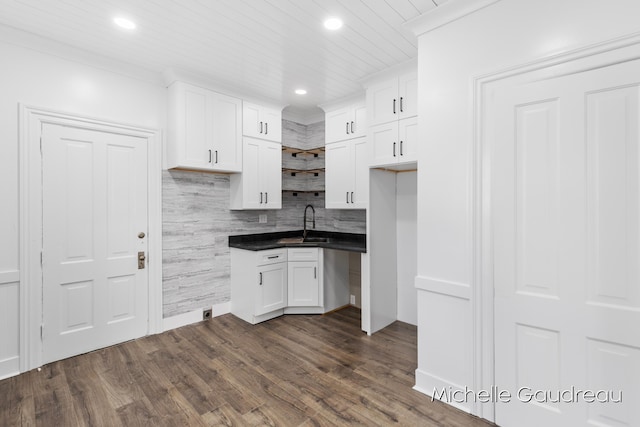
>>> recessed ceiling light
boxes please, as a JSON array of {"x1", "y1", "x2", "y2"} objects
[
  {"x1": 295, "y1": 89, "x2": 307, "y2": 95},
  {"x1": 324, "y1": 17, "x2": 343, "y2": 31},
  {"x1": 113, "y1": 17, "x2": 136, "y2": 30}
]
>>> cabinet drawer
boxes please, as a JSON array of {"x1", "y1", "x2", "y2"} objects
[
  {"x1": 288, "y1": 247, "x2": 319, "y2": 262},
  {"x1": 256, "y1": 248, "x2": 287, "y2": 266}
]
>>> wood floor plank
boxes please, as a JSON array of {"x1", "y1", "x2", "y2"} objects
[{"x1": 0, "y1": 307, "x2": 495, "y2": 427}]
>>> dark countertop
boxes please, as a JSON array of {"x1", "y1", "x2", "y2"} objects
[{"x1": 228, "y1": 230, "x2": 366, "y2": 253}]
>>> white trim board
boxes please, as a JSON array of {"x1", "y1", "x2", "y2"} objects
[
  {"x1": 19, "y1": 105, "x2": 163, "y2": 373},
  {"x1": 162, "y1": 302, "x2": 231, "y2": 332}
]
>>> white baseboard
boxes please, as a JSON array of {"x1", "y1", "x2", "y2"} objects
[
  {"x1": 162, "y1": 301, "x2": 231, "y2": 332},
  {"x1": 0, "y1": 356, "x2": 20, "y2": 381},
  {"x1": 414, "y1": 368, "x2": 472, "y2": 414}
]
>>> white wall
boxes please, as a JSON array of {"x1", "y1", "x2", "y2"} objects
[
  {"x1": 413, "y1": 0, "x2": 640, "y2": 417},
  {"x1": 0, "y1": 33, "x2": 165, "y2": 379},
  {"x1": 396, "y1": 171, "x2": 417, "y2": 325}
]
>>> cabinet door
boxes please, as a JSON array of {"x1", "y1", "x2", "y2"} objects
[
  {"x1": 242, "y1": 138, "x2": 262, "y2": 209},
  {"x1": 352, "y1": 137, "x2": 369, "y2": 208},
  {"x1": 398, "y1": 116, "x2": 418, "y2": 164},
  {"x1": 351, "y1": 103, "x2": 367, "y2": 139},
  {"x1": 243, "y1": 102, "x2": 262, "y2": 138},
  {"x1": 256, "y1": 263, "x2": 287, "y2": 315},
  {"x1": 182, "y1": 85, "x2": 212, "y2": 169},
  {"x1": 287, "y1": 262, "x2": 319, "y2": 306},
  {"x1": 367, "y1": 78, "x2": 398, "y2": 126},
  {"x1": 370, "y1": 121, "x2": 399, "y2": 167},
  {"x1": 262, "y1": 141, "x2": 282, "y2": 209},
  {"x1": 325, "y1": 141, "x2": 351, "y2": 208},
  {"x1": 261, "y1": 106, "x2": 282, "y2": 143},
  {"x1": 211, "y1": 92, "x2": 242, "y2": 172},
  {"x1": 325, "y1": 107, "x2": 352, "y2": 144},
  {"x1": 398, "y1": 71, "x2": 418, "y2": 120}
]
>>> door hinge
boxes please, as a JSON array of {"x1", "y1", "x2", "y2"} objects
[
  {"x1": 40, "y1": 324, "x2": 44, "y2": 341},
  {"x1": 40, "y1": 251, "x2": 43, "y2": 266}
]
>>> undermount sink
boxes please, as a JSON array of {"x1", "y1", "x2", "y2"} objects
[{"x1": 277, "y1": 237, "x2": 304, "y2": 244}]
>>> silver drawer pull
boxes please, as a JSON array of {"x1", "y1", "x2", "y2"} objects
[{"x1": 267, "y1": 255, "x2": 279, "y2": 259}]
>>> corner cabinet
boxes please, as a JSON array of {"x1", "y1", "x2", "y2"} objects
[
  {"x1": 230, "y1": 137, "x2": 282, "y2": 209},
  {"x1": 231, "y1": 248, "x2": 288, "y2": 324},
  {"x1": 167, "y1": 81, "x2": 242, "y2": 172},
  {"x1": 325, "y1": 137, "x2": 368, "y2": 209},
  {"x1": 243, "y1": 102, "x2": 282, "y2": 142}
]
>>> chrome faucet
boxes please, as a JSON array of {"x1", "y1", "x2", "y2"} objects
[{"x1": 303, "y1": 204, "x2": 316, "y2": 240}]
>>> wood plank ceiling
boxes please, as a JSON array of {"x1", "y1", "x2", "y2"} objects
[{"x1": 0, "y1": 0, "x2": 446, "y2": 118}]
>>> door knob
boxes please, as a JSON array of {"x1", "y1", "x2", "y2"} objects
[{"x1": 138, "y1": 232, "x2": 146, "y2": 239}]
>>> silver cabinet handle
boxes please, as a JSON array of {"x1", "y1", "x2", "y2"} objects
[
  {"x1": 346, "y1": 122, "x2": 349, "y2": 134},
  {"x1": 400, "y1": 141, "x2": 403, "y2": 156},
  {"x1": 400, "y1": 97, "x2": 404, "y2": 112},
  {"x1": 265, "y1": 122, "x2": 268, "y2": 135},
  {"x1": 393, "y1": 142, "x2": 396, "y2": 157},
  {"x1": 260, "y1": 192, "x2": 263, "y2": 204},
  {"x1": 351, "y1": 192, "x2": 354, "y2": 203},
  {"x1": 346, "y1": 192, "x2": 349, "y2": 203},
  {"x1": 393, "y1": 99, "x2": 396, "y2": 114},
  {"x1": 350, "y1": 121, "x2": 354, "y2": 134},
  {"x1": 314, "y1": 267, "x2": 317, "y2": 279},
  {"x1": 265, "y1": 192, "x2": 268, "y2": 204},
  {"x1": 268, "y1": 255, "x2": 279, "y2": 259},
  {"x1": 208, "y1": 149, "x2": 212, "y2": 163},
  {"x1": 259, "y1": 272, "x2": 263, "y2": 285},
  {"x1": 215, "y1": 150, "x2": 218, "y2": 163},
  {"x1": 260, "y1": 121, "x2": 263, "y2": 134}
]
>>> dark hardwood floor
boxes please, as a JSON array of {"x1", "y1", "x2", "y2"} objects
[{"x1": 0, "y1": 307, "x2": 495, "y2": 426}]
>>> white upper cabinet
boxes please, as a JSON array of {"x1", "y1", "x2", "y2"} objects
[
  {"x1": 243, "y1": 101, "x2": 282, "y2": 143},
  {"x1": 367, "y1": 71, "x2": 417, "y2": 127},
  {"x1": 370, "y1": 116, "x2": 418, "y2": 166},
  {"x1": 325, "y1": 137, "x2": 368, "y2": 209},
  {"x1": 167, "y1": 81, "x2": 242, "y2": 172},
  {"x1": 230, "y1": 137, "x2": 282, "y2": 210},
  {"x1": 367, "y1": 69, "x2": 418, "y2": 168},
  {"x1": 325, "y1": 101, "x2": 366, "y2": 144}
]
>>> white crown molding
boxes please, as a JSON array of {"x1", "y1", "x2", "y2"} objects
[
  {"x1": 163, "y1": 68, "x2": 287, "y2": 110},
  {"x1": 0, "y1": 23, "x2": 164, "y2": 86},
  {"x1": 404, "y1": 0, "x2": 501, "y2": 37},
  {"x1": 361, "y1": 57, "x2": 418, "y2": 88},
  {"x1": 318, "y1": 90, "x2": 366, "y2": 112}
]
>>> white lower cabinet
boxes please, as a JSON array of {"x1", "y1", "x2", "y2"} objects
[
  {"x1": 287, "y1": 248, "x2": 320, "y2": 307},
  {"x1": 231, "y1": 248, "x2": 287, "y2": 324},
  {"x1": 231, "y1": 246, "x2": 350, "y2": 323}
]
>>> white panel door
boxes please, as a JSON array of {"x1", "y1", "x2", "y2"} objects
[
  {"x1": 183, "y1": 86, "x2": 210, "y2": 169},
  {"x1": 288, "y1": 262, "x2": 319, "y2": 307},
  {"x1": 398, "y1": 71, "x2": 418, "y2": 120},
  {"x1": 42, "y1": 124, "x2": 148, "y2": 364},
  {"x1": 325, "y1": 141, "x2": 350, "y2": 208},
  {"x1": 351, "y1": 103, "x2": 367, "y2": 139},
  {"x1": 398, "y1": 116, "x2": 418, "y2": 164},
  {"x1": 261, "y1": 106, "x2": 282, "y2": 143},
  {"x1": 325, "y1": 107, "x2": 352, "y2": 144},
  {"x1": 211, "y1": 92, "x2": 242, "y2": 172},
  {"x1": 492, "y1": 59, "x2": 640, "y2": 427},
  {"x1": 256, "y1": 263, "x2": 287, "y2": 316},
  {"x1": 242, "y1": 137, "x2": 262, "y2": 209},
  {"x1": 352, "y1": 137, "x2": 369, "y2": 208},
  {"x1": 242, "y1": 101, "x2": 262, "y2": 138},
  {"x1": 367, "y1": 78, "x2": 398, "y2": 126},
  {"x1": 263, "y1": 141, "x2": 282, "y2": 208},
  {"x1": 370, "y1": 121, "x2": 398, "y2": 167}
]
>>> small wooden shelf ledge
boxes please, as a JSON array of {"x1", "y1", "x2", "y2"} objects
[
  {"x1": 282, "y1": 146, "x2": 325, "y2": 157},
  {"x1": 282, "y1": 168, "x2": 325, "y2": 175}
]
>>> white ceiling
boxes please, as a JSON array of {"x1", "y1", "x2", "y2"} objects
[{"x1": 0, "y1": 0, "x2": 445, "y2": 118}]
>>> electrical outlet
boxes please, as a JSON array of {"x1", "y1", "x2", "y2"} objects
[
  {"x1": 259, "y1": 214, "x2": 267, "y2": 223},
  {"x1": 203, "y1": 308, "x2": 212, "y2": 320},
  {"x1": 350, "y1": 294, "x2": 356, "y2": 305}
]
